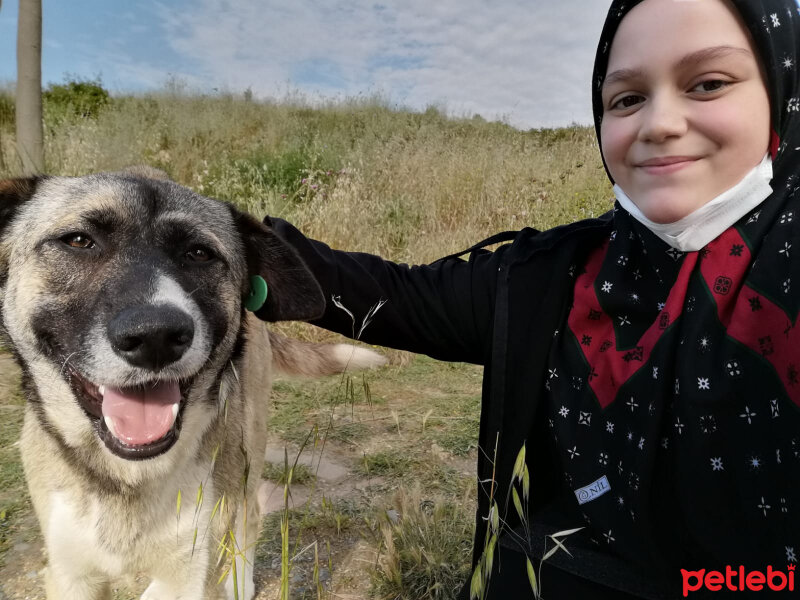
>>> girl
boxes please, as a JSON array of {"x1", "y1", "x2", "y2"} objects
[{"x1": 257, "y1": 0, "x2": 800, "y2": 597}]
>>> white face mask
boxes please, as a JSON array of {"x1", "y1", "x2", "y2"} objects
[{"x1": 613, "y1": 153, "x2": 774, "y2": 252}]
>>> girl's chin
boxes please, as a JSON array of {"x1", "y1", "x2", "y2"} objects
[{"x1": 631, "y1": 194, "x2": 711, "y2": 224}]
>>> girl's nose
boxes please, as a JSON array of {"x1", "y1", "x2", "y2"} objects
[{"x1": 637, "y1": 93, "x2": 688, "y2": 143}]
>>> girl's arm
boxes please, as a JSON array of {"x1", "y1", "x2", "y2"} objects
[{"x1": 264, "y1": 217, "x2": 508, "y2": 365}]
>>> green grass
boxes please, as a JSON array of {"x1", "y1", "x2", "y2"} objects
[
  {"x1": 358, "y1": 450, "x2": 417, "y2": 478},
  {"x1": 357, "y1": 450, "x2": 470, "y2": 496},
  {"x1": 268, "y1": 374, "x2": 376, "y2": 447},
  {"x1": 263, "y1": 461, "x2": 317, "y2": 486},
  {"x1": 425, "y1": 394, "x2": 481, "y2": 457},
  {"x1": 367, "y1": 357, "x2": 482, "y2": 458}
]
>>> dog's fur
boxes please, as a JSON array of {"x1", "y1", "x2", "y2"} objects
[{"x1": 0, "y1": 170, "x2": 384, "y2": 599}]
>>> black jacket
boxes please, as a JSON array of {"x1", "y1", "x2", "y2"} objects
[{"x1": 267, "y1": 213, "x2": 681, "y2": 599}]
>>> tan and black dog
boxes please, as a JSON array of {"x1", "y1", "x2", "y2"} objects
[{"x1": 0, "y1": 168, "x2": 384, "y2": 599}]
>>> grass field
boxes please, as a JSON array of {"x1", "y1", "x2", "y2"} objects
[{"x1": 0, "y1": 88, "x2": 612, "y2": 599}]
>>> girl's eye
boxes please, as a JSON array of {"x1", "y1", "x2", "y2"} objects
[
  {"x1": 61, "y1": 233, "x2": 95, "y2": 249},
  {"x1": 611, "y1": 94, "x2": 644, "y2": 110},
  {"x1": 186, "y1": 247, "x2": 214, "y2": 262},
  {"x1": 691, "y1": 80, "x2": 728, "y2": 93}
]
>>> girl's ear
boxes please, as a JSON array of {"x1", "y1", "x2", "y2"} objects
[{"x1": 230, "y1": 206, "x2": 325, "y2": 322}]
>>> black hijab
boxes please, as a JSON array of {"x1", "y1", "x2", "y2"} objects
[{"x1": 545, "y1": 0, "x2": 800, "y2": 594}]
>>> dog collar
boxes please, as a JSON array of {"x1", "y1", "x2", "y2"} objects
[{"x1": 245, "y1": 275, "x2": 268, "y2": 312}]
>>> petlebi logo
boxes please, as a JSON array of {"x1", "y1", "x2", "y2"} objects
[{"x1": 681, "y1": 565, "x2": 795, "y2": 596}]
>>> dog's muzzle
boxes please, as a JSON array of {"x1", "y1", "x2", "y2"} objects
[{"x1": 65, "y1": 304, "x2": 200, "y2": 460}]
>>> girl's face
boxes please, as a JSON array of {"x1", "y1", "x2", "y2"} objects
[{"x1": 600, "y1": 0, "x2": 771, "y2": 224}]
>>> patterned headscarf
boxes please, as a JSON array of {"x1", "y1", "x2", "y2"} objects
[{"x1": 546, "y1": 0, "x2": 800, "y2": 593}]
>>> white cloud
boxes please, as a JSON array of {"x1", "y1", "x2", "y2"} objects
[{"x1": 154, "y1": 0, "x2": 611, "y2": 128}]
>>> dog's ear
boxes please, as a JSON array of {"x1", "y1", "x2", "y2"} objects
[
  {"x1": 231, "y1": 207, "x2": 325, "y2": 322},
  {"x1": 0, "y1": 177, "x2": 38, "y2": 238},
  {"x1": 0, "y1": 177, "x2": 40, "y2": 289}
]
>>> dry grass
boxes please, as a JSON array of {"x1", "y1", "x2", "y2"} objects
[{"x1": 0, "y1": 89, "x2": 612, "y2": 265}]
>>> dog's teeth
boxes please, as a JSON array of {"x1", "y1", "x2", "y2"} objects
[
  {"x1": 104, "y1": 416, "x2": 118, "y2": 439},
  {"x1": 99, "y1": 385, "x2": 106, "y2": 396},
  {"x1": 171, "y1": 402, "x2": 179, "y2": 420}
]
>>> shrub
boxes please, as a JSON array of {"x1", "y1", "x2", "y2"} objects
[
  {"x1": 371, "y1": 487, "x2": 474, "y2": 600},
  {"x1": 43, "y1": 78, "x2": 110, "y2": 121}
]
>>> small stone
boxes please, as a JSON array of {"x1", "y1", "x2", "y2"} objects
[
  {"x1": 430, "y1": 442, "x2": 449, "y2": 460},
  {"x1": 386, "y1": 509, "x2": 400, "y2": 524},
  {"x1": 290, "y1": 587, "x2": 309, "y2": 600},
  {"x1": 317, "y1": 567, "x2": 331, "y2": 584},
  {"x1": 26, "y1": 570, "x2": 38, "y2": 579}
]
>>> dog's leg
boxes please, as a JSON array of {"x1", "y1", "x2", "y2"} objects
[
  {"x1": 45, "y1": 563, "x2": 111, "y2": 600},
  {"x1": 39, "y1": 491, "x2": 113, "y2": 600},
  {"x1": 222, "y1": 497, "x2": 259, "y2": 600},
  {"x1": 140, "y1": 543, "x2": 210, "y2": 600}
]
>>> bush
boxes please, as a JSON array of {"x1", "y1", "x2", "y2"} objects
[{"x1": 43, "y1": 78, "x2": 110, "y2": 121}]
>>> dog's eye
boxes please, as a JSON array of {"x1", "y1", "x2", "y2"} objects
[
  {"x1": 186, "y1": 247, "x2": 213, "y2": 262},
  {"x1": 62, "y1": 233, "x2": 95, "y2": 249}
]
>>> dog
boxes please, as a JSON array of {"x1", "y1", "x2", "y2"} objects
[{"x1": 0, "y1": 168, "x2": 384, "y2": 599}]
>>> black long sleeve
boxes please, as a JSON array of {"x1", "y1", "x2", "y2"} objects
[{"x1": 266, "y1": 217, "x2": 507, "y2": 365}]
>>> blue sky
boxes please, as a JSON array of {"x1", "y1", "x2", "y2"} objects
[{"x1": 0, "y1": 0, "x2": 610, "y2": 129}]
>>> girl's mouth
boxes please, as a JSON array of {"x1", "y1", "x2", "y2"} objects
[{"x1": 637, "y1": 156, "x2": 700, "y2": 175}]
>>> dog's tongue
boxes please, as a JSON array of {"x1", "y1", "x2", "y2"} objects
[{"x1": 101, "y1": 382, "x2": 180, "y2": 446}]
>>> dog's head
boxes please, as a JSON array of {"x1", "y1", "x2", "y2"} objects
[{"x1": 0, "y1": 170, "x2": 322, "y2": 475}]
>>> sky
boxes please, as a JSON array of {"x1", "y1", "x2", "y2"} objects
[{"x1": 0, "y1": 1, "x2": 611, "y2": 130}]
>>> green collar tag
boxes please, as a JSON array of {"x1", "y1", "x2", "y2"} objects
[{"x1": 245, "y1": 275, "x2": 268, "y2": 312}]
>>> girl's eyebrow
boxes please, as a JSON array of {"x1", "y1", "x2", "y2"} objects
[{"x1": 603, "y1": 45, "x2": 753, "y2": 89}]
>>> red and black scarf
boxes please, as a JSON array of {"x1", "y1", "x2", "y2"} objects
[{"x1": 546, "y1": 0, "x2": 800, "y2": 584}]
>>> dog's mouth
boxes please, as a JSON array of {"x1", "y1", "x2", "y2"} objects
[{"x1": 68, "y1": 368, "x2": 192, "y2": 460}]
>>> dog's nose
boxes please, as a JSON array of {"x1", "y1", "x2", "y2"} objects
[{"x1": 108, "y1": 305, "x2": 195, "y2": 371}]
